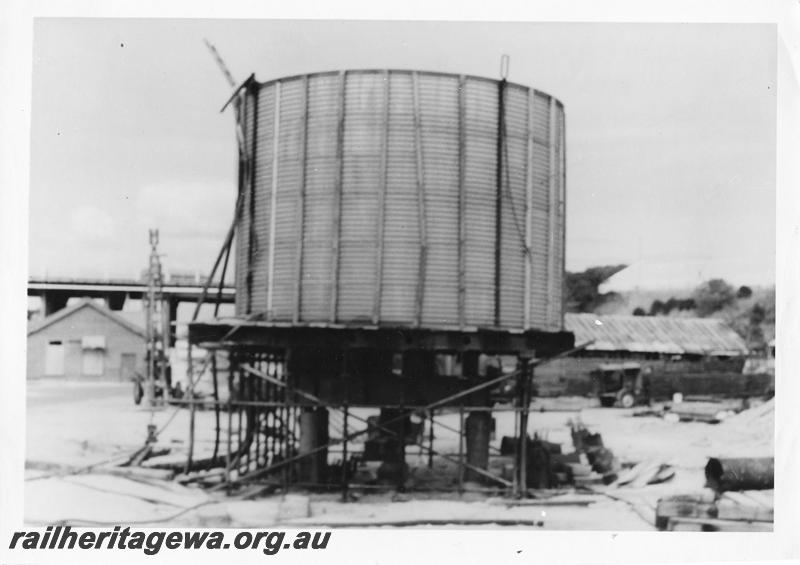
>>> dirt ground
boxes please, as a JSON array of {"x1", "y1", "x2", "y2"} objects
[{"x1": 24, "y1": 379, "x2": 773, "y2": 529}]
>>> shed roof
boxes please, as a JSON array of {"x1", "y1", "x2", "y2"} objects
[
  {"x1": 27, "y1": 298, "x2": 146, "y2": 338},
  {"x1": 565, "y1": 313, "x2": 748, "y2": 356}
]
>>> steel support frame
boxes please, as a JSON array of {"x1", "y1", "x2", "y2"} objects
[
  {"x1": 189, "y1": 322, "x2": 574, "y2": 358},
  {"x1": 182, "y1": 334, "x2": 587, "y2": 497}
]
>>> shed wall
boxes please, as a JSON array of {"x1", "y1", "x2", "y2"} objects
[{"x1": 27, "y1": 307, "x2": 145, "y2": 380}]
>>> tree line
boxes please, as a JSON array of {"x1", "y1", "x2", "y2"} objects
[{"x1": 565, "y1": 266, "x2": 773, "y2": 350}]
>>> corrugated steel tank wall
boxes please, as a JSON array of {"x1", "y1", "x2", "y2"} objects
[{"x1": 235, "y1": 70, "x2": 566, "y2": 332}]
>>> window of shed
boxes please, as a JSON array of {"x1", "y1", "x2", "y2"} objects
[{"x1": 81, "y1": 335, "x2": 106, "y2": 349}]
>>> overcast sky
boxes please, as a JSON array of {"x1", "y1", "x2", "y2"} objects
[{"x1": 28, "y1": 19, "x2": 776, "y2": 289}]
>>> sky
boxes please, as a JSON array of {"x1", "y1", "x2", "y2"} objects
[{"x1": 28, "y1": 19, "x2": 776, "y2": 289}]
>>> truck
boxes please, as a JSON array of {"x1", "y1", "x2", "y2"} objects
[{"x1": 591, "y1": 362, "x2": 651, "y2": 408}]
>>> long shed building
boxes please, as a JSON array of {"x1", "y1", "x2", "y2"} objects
[{"x1": 535, "y1": 313, "x2": 763, "y2": 398}]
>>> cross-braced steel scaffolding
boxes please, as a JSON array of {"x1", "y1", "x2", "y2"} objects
[
  {"x1": 143, "y1": 229, "x2": 170, "y2": 406},
  {"x1": 175, "y1": 321, "x2": 582, "y2": 498}
]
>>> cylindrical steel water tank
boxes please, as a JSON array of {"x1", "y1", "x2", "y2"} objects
[{"x1": 234, "y1": 70, "x2": 565, "y2": 332}]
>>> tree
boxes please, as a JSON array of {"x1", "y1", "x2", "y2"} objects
[
  {"x1": 649, "y1": 299, "x2": 665, "y2": 316},
  {"x1": 564, "y1": 264, "x2": 627, "y2": 313},
  {"x1": 746, "y1": 303, "x2": 767, "y2": 348},
  {"x1": 693, "y1": 279, "x2": 736, "y2": 317},
  {"x1": 737, "y1": 285, "x2": 753, "y2": 299},
  {"x1": 632, "y1": 307, "x2": 646, "y2": 316},
  {"x1": 750, "y1": 303, "x2": 766, "y2": 325}
]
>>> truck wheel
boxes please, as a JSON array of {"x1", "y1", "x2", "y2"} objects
[
  {"x1": 620, "y1": 392, "x2": 635, "y2": 408},
  {"x1": 133, "y1": 381, "x2": 143, "y2": 405}
]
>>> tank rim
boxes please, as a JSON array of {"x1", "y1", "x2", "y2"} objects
[{"x1": 247, "y1": 68, "x2": 564, "y2": 108}]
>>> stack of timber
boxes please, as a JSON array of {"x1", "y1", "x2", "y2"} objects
[
  {"x1": 666, "y1": 399, "x2": 742, "y2": 424},
  {"x1": 612, "y1": 460, "x2": 675, "y2": 488},
  {"x1": 655, "y1": 457, "x2": 774, "y2": 531}
]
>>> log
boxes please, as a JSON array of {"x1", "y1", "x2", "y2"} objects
[{"x1": 705, "y1": 457, "x2": 774, "y2": 493}]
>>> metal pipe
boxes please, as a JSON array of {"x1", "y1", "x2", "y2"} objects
[
  {"x1": 428, "y1": 411, "x2": 434, "y2": 469},
  {"x1": 184, "y1": 344, "x2": 196, "y2": 474},
  {"x1": 516, "y1": 359, "x2": 532, "y2": 497},
  {"x1": 213, "y1": 241, "x2": 232, "y2": 318},
  {"x1": 191, "y1": 199, "x2": 240, "y2": 322},
  {"x1": 211, "y1": 354, "x2": 220, "y2": 462},
  {"x1": 225, "y1": 355, "x2": 234, "y2": 488},
  {"x1": 341, "y1": 405, "x2": 349, "y2": 501},
  {"x1": 458, "y1": 405, "x2": 465, "y2": 491},
  {"x1": 252, "y1": 363, "x2": 261, "y2": 469},
  {"x1": 235, "y1": 368, "x2": 243, "y2": 473},
  {"x1": 705, "y1": 457, "x2": 774, "y2": 493}
]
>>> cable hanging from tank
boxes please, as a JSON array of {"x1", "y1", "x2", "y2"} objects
[
  {"x1": 497, "y1": 55, "x2": 532, "y2": 260},
  {"x1": 496, "y1": 54, "x2": 536, "y2": 328}
]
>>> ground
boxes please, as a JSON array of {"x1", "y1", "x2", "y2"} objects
[{"x1": 24, "y1": 379, "x2": 773, "y2": 529}]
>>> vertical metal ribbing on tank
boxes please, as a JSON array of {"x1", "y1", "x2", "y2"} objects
[
  {"x1": 559, "y1": 106, "x2": 567, "y2": 329},
  {"x1": 494, "y1": 79, "x2": 507, "y2": 327},
  {"x1": 457, "y1": 75, "x2": 467, "y2": 330},
  {"x1": 411, "y1": 71, "x2": 428, "y2": 328},
  {"x1": 265, "y1": 82, "x2": 281, "y2": 319},
  {"x1": 373, "y1": 70, "x2": 390, "y2": 325},
  {"x1": 523, "y1": 87, "x2": 534, "y2": 330},
  {"x1": 292, "y1": 76, "x2": 309, "y2": 324},
  {"x1": 246, "y1": 91, "x2": 258, "y2": 315},
  {"x1": 546, "y1": 96, "x2": 557, "y2": 328},
  {"x1": 330, "y1": 71, "x2": 347, "y2": 323}
]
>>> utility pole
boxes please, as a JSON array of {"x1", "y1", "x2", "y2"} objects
[{"x1": 144, "y1": 229, "x2": 169, "y2": 406}]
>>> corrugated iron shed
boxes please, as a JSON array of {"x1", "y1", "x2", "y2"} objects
[{"x1": 565, "y1": 313, "x2": 748, "y2": 356}]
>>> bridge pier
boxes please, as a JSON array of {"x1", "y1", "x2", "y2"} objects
[
  {"x1": 165, "y1": 297, "x2": 179, "y2": 346},
  {"x1": 106, "y1": 292, "x2": 126, "y2": 311},
  {"x1": 42, "y1": 291, "x2": 70, "y2": 317}
]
